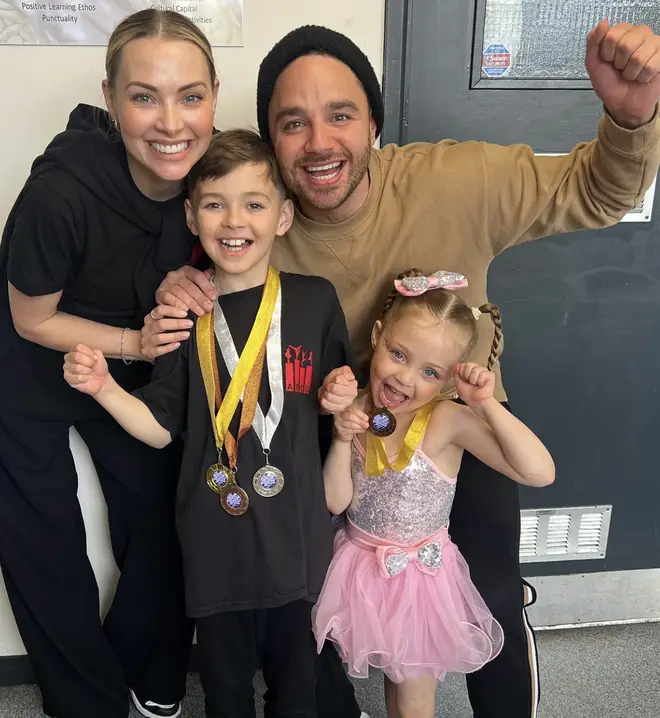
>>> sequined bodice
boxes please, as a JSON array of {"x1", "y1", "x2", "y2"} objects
[{"x1": 347, "y1": 441, "x2": 457, "y2": 545}]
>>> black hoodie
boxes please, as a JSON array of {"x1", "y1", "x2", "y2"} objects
[{"x1": 0, "y1": 104, "x2": 198, "y2": 414}]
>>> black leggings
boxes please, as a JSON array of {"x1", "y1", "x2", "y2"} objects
[
  {"x1": 0, "y1": 403, "x2": 193, "y2": 718},
  {"x1": 196, "y1": 600, "x2": 318, "y2": 718}
]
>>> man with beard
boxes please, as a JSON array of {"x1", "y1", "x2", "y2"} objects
[{"x1": 143, "y1": 21, "x2": 660, "y2": 718}]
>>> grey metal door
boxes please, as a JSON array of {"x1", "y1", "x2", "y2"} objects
[{"x1": 383, "y1": 1, "x2": 660, "y2": 583}]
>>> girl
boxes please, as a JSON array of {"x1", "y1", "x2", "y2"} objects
[
  {"x1": 313, "y1": 268, "x2": 555, "y2": 718},
  {"x1": 0, "y1": 10, "x2": 217, "y2": 718}
]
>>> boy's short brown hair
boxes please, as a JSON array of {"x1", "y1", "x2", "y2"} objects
[{"x1": 187, "y1": 129, "x2": 288, "y2": 199}]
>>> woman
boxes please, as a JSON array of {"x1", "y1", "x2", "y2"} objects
[{"x1": 0, "y1": 10, "x2": 217, "y2": 718}]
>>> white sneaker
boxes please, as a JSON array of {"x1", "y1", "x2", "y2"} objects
[
  {"x1": 360, "y1": 713, "x2": 371, "y2": 718},
  {"x1": 130, "y1": 689, "x2": 182, "y2": 718}
]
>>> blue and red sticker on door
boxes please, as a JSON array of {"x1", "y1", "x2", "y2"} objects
[{"x1": 482, "y1": 44, "x2": 511, "y2": 77}]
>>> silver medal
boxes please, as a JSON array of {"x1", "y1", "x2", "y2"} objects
[{"x1": 253, "y1": 463, "x2": 285, "y2": 498}]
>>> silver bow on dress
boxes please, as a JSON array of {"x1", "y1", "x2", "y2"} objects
[{"x1": 377, "y1": 540, "x2": 443, "y2": 578}]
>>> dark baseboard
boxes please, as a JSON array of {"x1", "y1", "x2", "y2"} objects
[
  {"x1": 0, "y1": 648, "x2": 201, "y2": 687},
  {"x1": 0, "y1": 655, "x2": 35, "y2": 686}
]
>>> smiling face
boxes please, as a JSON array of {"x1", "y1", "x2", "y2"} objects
[
  {"x1": 102, "y1": 36, "x2": 218, "y2": 200},
  {"x1": 185, "y1": 161, "x2": 293, "y2": 287},
  {"x1": 369, "y1": 306, "x2": 472, "y2": 415},
  {"x1": 267, "y1": 54, "x2": 376, "y2": 223}
]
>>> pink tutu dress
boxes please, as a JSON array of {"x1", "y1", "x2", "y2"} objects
[{"x1": 312, "y1": 439, "x2": 504, "y2": 683}]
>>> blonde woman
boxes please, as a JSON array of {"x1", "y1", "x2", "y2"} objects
[{"x1": 0, "y1": 10, "x2": 217, "y2": 718}]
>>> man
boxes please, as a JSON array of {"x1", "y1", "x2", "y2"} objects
[{"x1": 144, "y1": 20, "x2": 660, "y2": 718}]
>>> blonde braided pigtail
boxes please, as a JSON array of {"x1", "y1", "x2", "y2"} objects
[{"x1": 478, "y1": 303, "x2": 503, "y2": 371}]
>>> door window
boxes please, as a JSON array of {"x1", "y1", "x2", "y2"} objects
[{"x1": 475, "y1": 0, "x2": 660, "y2": 87}]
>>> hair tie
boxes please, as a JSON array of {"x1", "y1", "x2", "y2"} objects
[
  {"x1": 471, "y1": 306, "x2": 481, "y2": 321},
  {"x1": 394, "y1": 270, "x2": 468, "y2": 297}
]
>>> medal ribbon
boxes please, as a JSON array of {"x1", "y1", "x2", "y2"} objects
[
  {"x1": 212, "y1": 333, "x2": 265, "y2": 468},
  {"x1": 197, "y1": 311, "x2": 265, "y2": 469},
  {"x1": 365, "y1": 402, "x2": 436, "y2": 477},
  {"x1": 197, "y1": 265, "x2": 280, "y2": 465},
  {"x1": 214, "y1": 279, "x2": 283, "y2": 455}
]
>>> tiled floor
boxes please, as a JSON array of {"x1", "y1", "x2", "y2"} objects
[{"x1": 1, "y1": 622, "x2": 659, "y2": 717}]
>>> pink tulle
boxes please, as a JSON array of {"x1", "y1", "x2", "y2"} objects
[{"x1": 312, "y1": 524, "x2": 504, "y2": 684}]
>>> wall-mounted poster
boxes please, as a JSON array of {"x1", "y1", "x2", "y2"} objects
[{"x1": 0, "y1": 0, "x2": 243, "y2": 46}]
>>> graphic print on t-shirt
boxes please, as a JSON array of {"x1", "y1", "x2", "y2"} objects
[{"x1": 284, "y1": 345, "x2": 313, "y2": 394}]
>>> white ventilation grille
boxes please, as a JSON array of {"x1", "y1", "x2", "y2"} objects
[
  {"x1": 519, "y1": 514, "x2": 539, "y2": 559},
  {"x1": 519, "y1": 506, "x2": 612, "y2": 563},
  {"x1": 620, "y1": 176, "x2": 655, "y2": 223}
]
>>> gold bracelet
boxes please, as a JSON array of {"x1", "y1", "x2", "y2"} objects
[{"x1": 120, "y1": 328, "x2": 135, "y2": 365}]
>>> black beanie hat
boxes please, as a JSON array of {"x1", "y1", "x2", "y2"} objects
[{"x1": 257, "y1": 25, "x2": 384, "y2": 145}]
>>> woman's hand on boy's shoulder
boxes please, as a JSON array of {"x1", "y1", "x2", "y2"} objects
[
  {"x1": 156, "y1": 265, "x2": 216, "y2": 316},
  {"x1": 318, "y1": 365, "x2": 358, "y2": 415}
]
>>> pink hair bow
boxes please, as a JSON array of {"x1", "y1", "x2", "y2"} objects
[{"x1": 394, "y1": 270, "x2": 468, "y2": 297}]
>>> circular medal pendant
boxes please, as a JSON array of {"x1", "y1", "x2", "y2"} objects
[
  {"x1": 368, "y1": 406, "x2": 397, "y2": 437},
  {"x1": 220, "y1": 485, "x2": 249, "y2": 516},
  {"x1": 253, "y1": 465, "x2": 284, "y2": 498},
  {"x1": 206, "y1": 463, "x2": 233, "y2": 495}
]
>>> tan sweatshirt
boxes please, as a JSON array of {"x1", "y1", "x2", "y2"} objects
[{"x1": 271, "y1": 110, "x2": 660, "y2": 401}]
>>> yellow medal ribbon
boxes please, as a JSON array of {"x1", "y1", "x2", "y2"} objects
[
  {"x1": 196, "y1": 265, "x2": 280, "y2": 457},
  {"x1": 208, "y1": 330, "x2": 265, "y2": 469},
  {"x1": 365, "y1": 401, "x2": 436, "y2": 477}
]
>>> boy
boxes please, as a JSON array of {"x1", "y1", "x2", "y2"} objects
[{"x1": 63, "y1": 130, "x2": 357, "y2": 718}]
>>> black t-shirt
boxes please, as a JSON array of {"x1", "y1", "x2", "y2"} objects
[
  {"x1": 1, "y1": 104, "x2": 196, "y2": 417},
  {"x1": 7, "y1": 173, "x2": 186, "y2": 328},
  {"x1": 135, "y1": 273, "x2": 353, "y2": 616}
]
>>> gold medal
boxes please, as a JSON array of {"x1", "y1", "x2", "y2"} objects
[{"x1": 206, "y1": 462, "x2": 234, "y2": 494}]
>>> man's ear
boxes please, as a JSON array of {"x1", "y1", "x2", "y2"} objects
[
  {"x1": 369, "y1": 116, "x2": 377, "y2": 146},
  {"x1": 276, "y1": 198, "x2": 294, "y2": 236}
]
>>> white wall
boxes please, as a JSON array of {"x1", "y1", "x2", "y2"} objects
[{"x1": 0, "y1": 0, "x2": 385, "y2": 658}]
